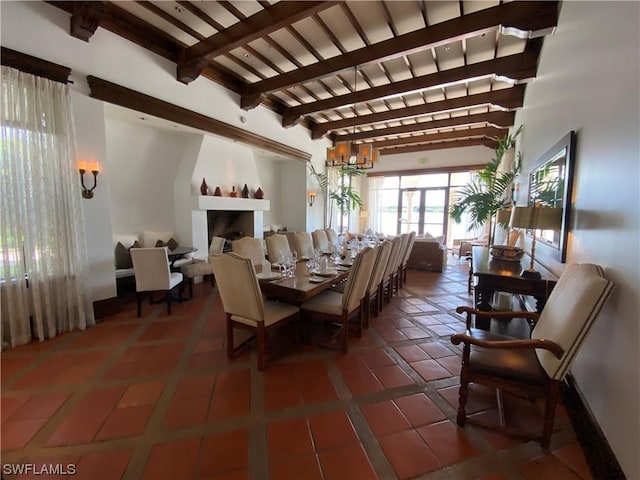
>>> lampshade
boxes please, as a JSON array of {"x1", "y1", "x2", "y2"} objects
[
  {"x1": 335, "y1": 141, "x2": 351, "y2": 164},
  {"x1": 326, "y1": 147, "x2": 338, "y2": 167},
  {"x1": 496, "y1": 208, "x2": 512, "y2": 225},
  {"x1": 510, "y1": 206, "x2": 562, "y2": 230}
]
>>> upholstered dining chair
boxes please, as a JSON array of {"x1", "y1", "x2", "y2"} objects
[
  {"x1": 209, "y1": 236, "x2": 226, "y2": 255},
  {"x1": 180, "y1": 236, "x2": 225, "y2": 300},
  {"x1": 311, "y1": 229, "x2": 332, "y2": 253},
  {"x1": 265, "y1": 233, "x2": 291, "y2": 264},
  {"x1": 293, "y1": 231, "x2": 314, "y2": 259},
  {"x1": 130, "y1": 247, "x2": 183, "y2": 317},
  {"x1": 364, "y1": 240, "x2": 392, "y2": 326},
  {"x1": 231, "y1": 237, "x2": 265, "y2": 266},
  {"x1": 325, "y1": 228, "x2": 340, "y2": 249},
  {"x1": 300, "y1": 246, "x2": 377, "y2": 353},
  {"x1": 450, "y1": 263, "x2": 614, "y2": 448},
  {"x1": 211, "y1": 253, "x2": 300, "y2": 371},
  {"x1": 382, "y1": 236, "x2": 404, "y2": 304},
  {"x1": 398, "y1": 231, "x2": 417, "y2": 287}
]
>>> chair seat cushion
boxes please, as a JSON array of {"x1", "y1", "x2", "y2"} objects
[
  {"x1": 300, "y1": 291, "x2": 344, "y2": 316},
  {"x1": 231, "y1": 301, "x2": 299, "y2": 328},
  {"x1": 169, "y1": 272, "x2": 183, "y2": 289},
  {"x1": 115, "y1": 267, "x2": 135, "y2": 279},
  {"x1": 172, "y1": 257, "x2": 193, "y2": 268},
  {"x1": 467, "y1": 329, "x2": 549, "y2": 386},
  {"x1": 181, "y1": 262, "x2": 214, "y2": 278}
]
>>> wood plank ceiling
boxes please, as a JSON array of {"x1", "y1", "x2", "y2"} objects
[{"x1": 48, "y1": 1, "x2": 559, "y2": 157}]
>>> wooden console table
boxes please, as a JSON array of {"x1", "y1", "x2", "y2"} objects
[{"x1": 471, "y1": 246, "x2": 557, "y2": 329}]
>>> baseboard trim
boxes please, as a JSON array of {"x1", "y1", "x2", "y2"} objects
[
  {"x1": 93, "y1": 296, "x2": 123, "y2": 320},
  {"x1": 561, "y1": 373, "x2": 626, "y2": 479}
]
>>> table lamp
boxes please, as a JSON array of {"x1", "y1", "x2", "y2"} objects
[{"x1": 509, "y1": 204, "x2": 562, "y2": 279}]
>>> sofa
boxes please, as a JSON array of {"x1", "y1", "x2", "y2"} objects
[{"x1": 406, "y1": 237, "x2": 447, "y2": 272}]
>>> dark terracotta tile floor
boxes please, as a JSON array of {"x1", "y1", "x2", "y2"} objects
[{"x1": 1, "y1": 262, "x2": 593, "y2": 479}]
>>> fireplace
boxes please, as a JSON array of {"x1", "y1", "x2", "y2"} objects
[{"x1": 207, "y1": 210, "x2": 255, "y2": 248}]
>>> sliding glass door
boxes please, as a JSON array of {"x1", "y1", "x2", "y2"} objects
[{"x1": 398, "y1": 188, "x2": 448, "y2": 237}]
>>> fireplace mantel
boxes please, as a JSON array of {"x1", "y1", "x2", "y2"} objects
[{"x1": 195, "y1": 195, "x2": 270, "y2": 212}]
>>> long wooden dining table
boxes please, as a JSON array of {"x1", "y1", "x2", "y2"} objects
[{"x1": 259, "y1": 261, "x2": 351, "y2": 304}]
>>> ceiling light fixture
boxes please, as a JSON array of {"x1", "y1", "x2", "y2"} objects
[{"x1": 325, "y1": 66, "x2": 379, "y2": 169}]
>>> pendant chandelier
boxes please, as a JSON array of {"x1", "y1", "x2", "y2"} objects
[{"x1": 326, "y1": 67, "x2": 380, "y2": 169}]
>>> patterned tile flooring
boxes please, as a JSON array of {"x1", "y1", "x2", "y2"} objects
[{"x1": 1, "y1": 263, "x2": 593, "y2": 479}]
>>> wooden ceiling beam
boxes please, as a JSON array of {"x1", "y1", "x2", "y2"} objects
[
  {"x1": 86, "y1": 75, "x2": 311, "y2": 162},
  {"x1": 242, "y1": 1, "x2": 558, "y2": 109},
  {"x1": 371, "y1": 126, "x2": 505, "y2": 149},
  {"x1": 283, "y1": 53, "x2": 536, "y2": 127},
  {"x1": 311, "y1": 86, "x2": 524, "y2": 138},
  {"x1": 379, "y1": 138, "x2": 497, "y2": 155},
  {"x1": 1, "y1": 47, "x2": 71, "y2": 84},
  {"x1": 335, "y1": 111, "x2": 514, "y2": 142},
  {"x1": 70, "y1": 1, "x2": 106, "y2": 41},
  {"x1": 177, "y1": 1, "x2": 338, "y2": 84}
]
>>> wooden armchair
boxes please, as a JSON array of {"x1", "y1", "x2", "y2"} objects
[{"x1": 450, "y1": 263, "x2": 614, "y2": 448}]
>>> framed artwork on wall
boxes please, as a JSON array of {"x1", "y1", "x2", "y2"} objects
[{"x1": 527, "y1": 131, "x2": 577, "y2": 263}]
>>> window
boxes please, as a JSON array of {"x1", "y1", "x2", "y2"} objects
[{"x1": 367, "y1": 169, "x2": 480, "y2": 243}]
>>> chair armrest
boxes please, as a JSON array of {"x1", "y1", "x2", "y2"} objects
[
  {"x1": 455, "y1": 305, "x2": 539, "y2": 329},
  {"x1": 450, "y1": 331, "x2": 564, "y2": 359}
]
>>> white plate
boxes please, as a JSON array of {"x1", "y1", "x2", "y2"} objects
[
  {"x1": 311, "y1": 269, "x2": 337, "y2": 277},
  {"x1": 308, "y1": 276, "x2": 325, "y2": 283},
  {"x1": 256, "y1": 271, "x2": 283, "y2": 282}
]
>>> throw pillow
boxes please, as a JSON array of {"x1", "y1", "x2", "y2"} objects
[
  {"x1": 167, "y1": 237, "x2": 179, "y2": 250},
  {"x1": 130, "y1": 240, "x2": 141, "y2": 249},
  {"x1": 155, "y1": 239, "x2": 165, "y2": 247},
  {"x1": 114, "y1": 242, "x2": 133, "y2": 269}
]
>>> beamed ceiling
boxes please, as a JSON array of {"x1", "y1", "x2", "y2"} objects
[{"x1": 48, "y1": 0, "x2": 559, "y2": 157}]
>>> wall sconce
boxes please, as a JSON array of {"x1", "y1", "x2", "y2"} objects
[
  {"x1": 78, "y1": 160, "x2": 99, "y2": 199},
  {"x1": 308, "y1": 190, "x2": 316, "y2": 207}
]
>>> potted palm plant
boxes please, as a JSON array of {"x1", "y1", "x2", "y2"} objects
[
  {"x1": 449, "y1": 125, "x2": 523, "y2": 245},
  {"x1": 309, "y1": 163, "x2": 365, "y2": 230}
]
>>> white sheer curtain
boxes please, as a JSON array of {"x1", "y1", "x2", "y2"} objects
[
  {"x1": 0, "y1": 66, "x2": 94, "y2": 350},
  {"x1": 367, "y1": 176, "x2": 385, "y2": 234}
]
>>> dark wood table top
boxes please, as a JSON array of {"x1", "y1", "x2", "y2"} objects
[
  {"x1": 167, "y1": 246, "x2": 197, "y2": 258},
  {"x1": 259, "y1": 262, "x2": 350, "y2": 304},
  {"x1": 472, "y1": 246, "x2": 557, "y2": 282}
]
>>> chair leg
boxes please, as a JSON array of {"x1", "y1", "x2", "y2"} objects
[
  {"x1": 226, "y1": 314, "x2": 234, "y2": 359},
  {"x1": 457, "y1": 372, "x2": 470, "y2": 427},
  {"x1": 257, "y1": 323, "x2": 266, "y2": 371},
  {"x1": 341, "y1": 312, "x2": 349, "y2": 354},
  {"x1": 363, "y1": 293, "x2": 370, "y2": 329},
  {"x1": 136, "y1": 292, "x2": 143, "y2": 318},
  {"x1": 541, "y1": 380, "x2": 561, "y2": 449},
  {"x1": 457, "y1": 344, "x2": 471, "y2": 427}
]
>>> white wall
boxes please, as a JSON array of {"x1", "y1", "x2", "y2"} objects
[
  {"x1": 370, "y1": 145, "x2": 493, "y2": 173},
  {"x1": 0, "y1": 0, "x2": 332, "y2": 300},
  {"x1": 254, "y1": 154, "x2": 281, "y2": 228},
  {"x1": 106, "y1": 117, "x2": 190, "y2": 236},
  {"x1": 72, "y1": 93, "x2": 115, "y2": 301},
  {"x1": 514, "y1": 2, "x2": 639, "y2": 477}
]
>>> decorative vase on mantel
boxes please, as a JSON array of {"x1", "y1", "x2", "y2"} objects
[
  {"x1": 213, "y1": 186, "x2": 222, "y2": 196},
  {"x1": 254, "y1": 187, "x2": 264, "y2": 199},
  {"x1": 200, "y1": 178, "x2": 209, "y2": 196},
  {"x1": 241, "y1": 184, "x2": 249, "y2": 198},
  {"x1": 230, "y1": 186, "x2": 238, "y2": 198}
]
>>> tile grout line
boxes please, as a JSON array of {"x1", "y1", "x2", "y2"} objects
[{"x1": 122, "y1": 293, "x2": 218, "y2": 480}]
